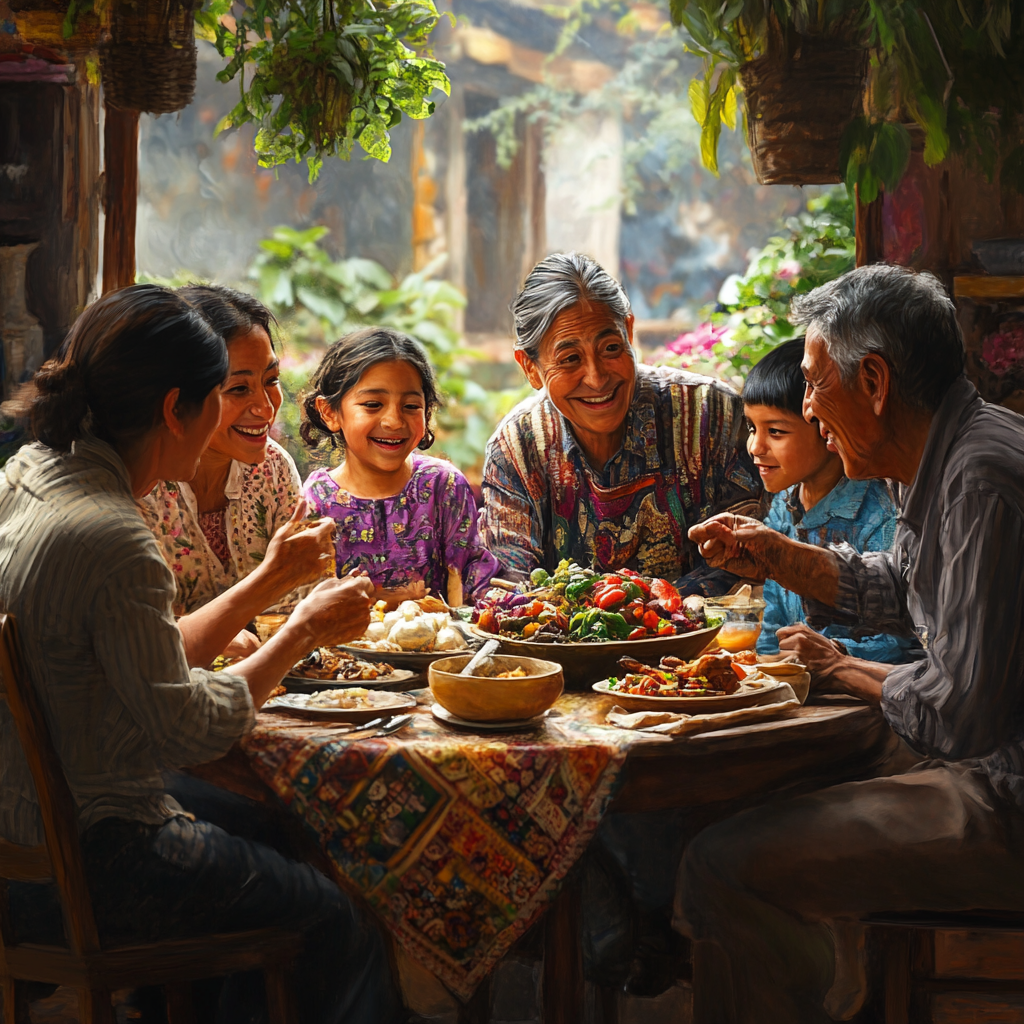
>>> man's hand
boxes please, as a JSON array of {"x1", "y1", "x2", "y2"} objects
[
  {"x1": 687, "y1": 514, "x2": 779, "y2": 582},
  {"x1": 260, "y1": 498, "x2": 337, "y2": 595},
  {"x1": 286, "y1": 573, "x2": 376, "y2": 649},
  {"x1": 777, "y1": 624, "x2": 845, "y2": 684}
]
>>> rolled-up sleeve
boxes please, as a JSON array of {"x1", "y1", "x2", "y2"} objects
[
  {"x1": 92, "y1": 555, "x2": 255, "y2": 768},
  {"x1": 882, "y1": 493, "x2": 1024, "y2": 760}
]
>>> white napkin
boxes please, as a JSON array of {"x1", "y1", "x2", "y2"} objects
[{"x1": 605, "y1": 684, "x2": 801, "y2": 736}]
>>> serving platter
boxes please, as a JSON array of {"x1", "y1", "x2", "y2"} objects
[
  {"x1": 469, "y1": 623, "x2": 722, "y2": 690},
  {"x1": 283, "y1": 668, "x2": 416, "y2": 691},
  {"x1": 263, "y1": 691, "x2": 417, "y2": 723},
  {"x1": 592, "y1": 677, "x2": 790, "y2": 714}
]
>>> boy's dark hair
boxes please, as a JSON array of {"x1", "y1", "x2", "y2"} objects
[
  {"x1": 300, "y1": 326, "x2": 441, "y2": 451},
  {"x1": 742, "y1": 337, "x2": 808, "y2": 417}
]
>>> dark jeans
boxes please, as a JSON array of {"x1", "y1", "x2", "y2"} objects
[{"x1": 10, "y1": 775, "x2": 400, "y2": 1024}]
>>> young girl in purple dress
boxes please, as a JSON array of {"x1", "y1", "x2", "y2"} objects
[{"x1": 300, "y1": 327, "x2": 499, "y2": 605}]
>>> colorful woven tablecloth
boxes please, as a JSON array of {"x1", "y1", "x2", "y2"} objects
[{"x1": 241, "y1": 692, "x2": 641, "y2": 999}]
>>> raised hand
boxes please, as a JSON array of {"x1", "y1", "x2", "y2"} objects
[
  {"x1": 260, "y1": 498, "x2": 337, "y2": 595},
  {"x1": 287, "y1": 573, "x2": 376, "y2": 649},
  {"x1": 687, "y1": 514, "x2": 778, "y2": 582}
]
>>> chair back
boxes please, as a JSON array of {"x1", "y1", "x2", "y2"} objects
[{"x1": 0, "y1": 611, "x2": 101, "y2": 955}]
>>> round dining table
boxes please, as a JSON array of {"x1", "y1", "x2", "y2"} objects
[{"x1": 188, "y1": 688, "x2": 894, "y2": 1023}]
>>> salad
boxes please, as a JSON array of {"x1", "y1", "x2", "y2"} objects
[{"x1": 473, "y1": 560, "x2": 718, "y2": 644}]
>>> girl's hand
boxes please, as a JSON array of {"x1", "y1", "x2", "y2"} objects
[
  {"x1": 261, "y1": 498, "x2": 336, "y2": 595},
  {"x1": 221, "y1": 629, "x2": 261, "y2": 660},
  {"x1": 374, "y1": 581, "x2": 427, "y2": 609}
]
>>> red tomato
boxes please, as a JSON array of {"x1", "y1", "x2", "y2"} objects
[
  {"x1": 642, "y1": 609, "x2": 661, "y2": 631},
  {"x1": 602, "y1": 575, "x2": 623, "y2": 586},
  {"x1": 596, "y1": 587, "x2": 626, "y2": 610},
  {"x1": 650, "y1": 578, "x2": 682, "y2": 613},
  {"x1": 627, "y1": 627, "x2": 647, "y2": 640}
]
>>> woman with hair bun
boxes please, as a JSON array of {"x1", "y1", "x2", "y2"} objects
[{"x1": 0, "y1": 285, "x2": 399, "y2": 1024}]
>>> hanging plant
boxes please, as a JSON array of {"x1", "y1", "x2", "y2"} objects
[{"x1": 199, "y1": 0, "x2": 450, "y2": 180}]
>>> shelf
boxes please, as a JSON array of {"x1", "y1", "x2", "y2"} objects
[{"x1": 954, "y1": 276, "x2": 1024, "y2": 300}]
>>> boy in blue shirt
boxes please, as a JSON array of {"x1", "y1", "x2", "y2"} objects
[{"x1": 743, "y1": 337, "x2": 914, "y2": 663}]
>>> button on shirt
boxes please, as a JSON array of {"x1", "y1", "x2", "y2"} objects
[
  {"x1": 480, "y1": 365, "x2": 762, "y2": 592},
  {"x1": 0, "y1": 438, "x2": 255, "y2": 847},
  {"x1": 803, "y1": 377, "x2": 1024, "y2": 813},
  {"x1": 758, "y1": 477, "x2": 916, "y2": 663}
]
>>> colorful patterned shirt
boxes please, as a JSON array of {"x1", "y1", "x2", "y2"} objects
[
  {"x1": 138, "y1": 440, "x2": 301, "y2": 615},
  {"x1": 303, "y1": 453, "x2": 500, "y2": 602},
  {"x1": 479, "y1": 365, "x2": 762, "y2": 593},
  {"x1": 757, "y1": 477, "x2": 916, "y2": 662}
]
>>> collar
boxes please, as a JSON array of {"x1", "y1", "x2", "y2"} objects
[
  {"x1": 551, "y1": 367, "x2": 661, "y2": 473},
  {"x1": 798, "y1": 476, "x2": 875, "y2": 530},
  {"x1": 176, "y1": 459, "x2": 247, "y2": 515},
  {"x1": 69, "y1": 433, "x2": 134, "y2": 495},
  {"x1": 900, "y1": 375, "x2": 981, "y2": 534}
]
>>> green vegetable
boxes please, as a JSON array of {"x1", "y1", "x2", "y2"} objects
[
  {"x1": 565, "y1": 575, "x2": 599, "y2": 603},
  {"x1": 589, "y1": 623, "x2": 610, "y2": 640},
  {"x1": 600, "y1": 612, "x2": 632, "y2": 640},
  {"x1": 621, "y1": 581, "x2": 644, "y2": 602},
  {"x1": 530, "y1": 568, "x2": 551, "y2": 586}
]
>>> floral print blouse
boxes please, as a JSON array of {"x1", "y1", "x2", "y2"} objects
[
  {"x1": 303, "y1": 453, "x2": 500, "y2": 603},
  {"x1": 138, "y1": 440, "x2": 301, "y2": 615}
]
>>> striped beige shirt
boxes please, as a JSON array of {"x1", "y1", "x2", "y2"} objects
[
  {"x1": 0, "y1": 437, "x2": 255, "y2": 846},
  {"x1": 805, "y1": 377, "x2": 1024, "y2": 813}
]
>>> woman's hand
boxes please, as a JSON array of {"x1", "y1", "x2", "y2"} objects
[
  {"x1": 374, "y1": 581, "x2": 426, "y2": 609},
  {"x1": 259, "y1": 498, "x2": 336, "y2": 596},
  {"x1": 687, "y1": 514, "x2": 778, "y2": 581},
  {"x1": 221, "y1": 629, "x2": 261, "y2": 660},
  {"x1": 776, "y1": 624, "x2": 846, "y2": 685},
  {"x1": 286, "y1": 573, "x2": 376, "y2": 649}
]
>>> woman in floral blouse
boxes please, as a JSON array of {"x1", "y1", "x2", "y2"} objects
[{"x1": 140, "y1": 286, "x2": 328, "y2": 621}]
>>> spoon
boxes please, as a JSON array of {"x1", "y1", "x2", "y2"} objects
[{"x1": 460, "y1": 638, "x2": 500, "y2": 676}]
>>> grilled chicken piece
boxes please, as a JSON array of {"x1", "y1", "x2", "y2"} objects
[{"x1": 618, "y1": 656, "x2": 662, "y2": 676}]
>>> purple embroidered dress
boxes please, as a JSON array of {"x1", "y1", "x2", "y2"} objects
[{"x1": 303, "y1": 454, "x2": 500, "y2": 602}]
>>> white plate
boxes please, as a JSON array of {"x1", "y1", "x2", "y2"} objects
[
  {"x1": 592, "y1": 678, "x2": 790, "y2": 714},
  {"x1": 263, "y1": 691, "x2": 416, "y2": 722},
  {"x1": 430, "y1": 703, "x2": 551, "y2": 731}
]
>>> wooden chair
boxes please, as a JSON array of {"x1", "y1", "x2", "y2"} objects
[
  {"x1": 0, "y1": 611, "x2": 304, "y2": 1024},
  {"x1": 868, "y1": 910, "x2": 1024, "y2": 1023}
]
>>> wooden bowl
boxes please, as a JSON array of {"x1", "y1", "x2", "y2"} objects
[
  {"x1": 468, "y1": 624, "x2": 722, "y2": 690},
  {"x1": 428, "y1": 654, "x2": 563, "y2": 723}
]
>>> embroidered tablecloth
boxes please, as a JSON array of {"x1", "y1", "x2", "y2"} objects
[{"x1": 241, "y1": 692, "x2": 642, "y2": 999}]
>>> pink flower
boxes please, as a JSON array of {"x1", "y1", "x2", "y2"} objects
[
  {"x1": 180, "y1": 547, "x2": 190, "y2": 555},
  {"x1": 775, "y1": 259, "x2": 803, "y2": 281},
  {"x1": 666, "y1": 322, "x2": 731, "y2": 357},
  {"x1": 172, "y1": 563, "x2": 183, "y2": 573},
  {"x1": 981, "y1": 323, "x2": 1024, "y2": 376},
  {"x1": 170, "y1": 525, "x2": 182, "y2": 538}
]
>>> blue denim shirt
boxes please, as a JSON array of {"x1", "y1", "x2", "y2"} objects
[{"x1": 757, "y1": 477, "x2": 915, "y2": 663}]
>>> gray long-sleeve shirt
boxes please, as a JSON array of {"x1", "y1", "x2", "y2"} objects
[
  {"x1": 0, "y1": 437, "x2": 255, "y2": 847},
  {"x1": 803, "y1": 376, "x2": 1024, "y2": 812}
]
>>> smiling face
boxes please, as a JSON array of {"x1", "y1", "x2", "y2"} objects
[
  {"x1": 316, "y1": 359, "x2": 427, "y2": 476},
  {"x1": 744, "y1": 402, "x2": 837, "y2": 493},
  {"x1": 204, "y1": 326, "x2": 282, "y2": 465},
  {"x1": 515, "y1": 299, "x2": 636, "y2": 463},
  {"x1": 801, "y1": 330, "x2": 887, "y2": 479}
]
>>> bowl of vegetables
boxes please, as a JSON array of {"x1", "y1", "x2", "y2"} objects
[{"x1": 471, "y1": 562, "x2": 722, "y2": 689}]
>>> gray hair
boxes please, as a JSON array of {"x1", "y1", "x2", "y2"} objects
[
  {"x1": 789, "y1": 263, "x2": 965, "y2": 411},
  {"x1": 510, "y1": 252, "x2": 632, "y2": 362}
]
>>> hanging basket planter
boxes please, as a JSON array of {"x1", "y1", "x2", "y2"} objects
[
  {"x1": 740, "y1": 37, "x2": 868, "y2": 186},
  {"x1": 99, "y1": 0, "x2": 199, "y2": 115}
]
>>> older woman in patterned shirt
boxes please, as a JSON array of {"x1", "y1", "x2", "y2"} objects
[{"x1": 481, "y1": 252, "x2": 762, "y2": 594}]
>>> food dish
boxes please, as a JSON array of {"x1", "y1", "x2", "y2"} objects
[
  {"x1": 428, "y1": 653, "x2": 563, "y2": 722},
  {"x1": 290, "y1": 646, "x2": 396, "y2": 681},
  {"x1": 593, "y1": 677, "x2": 788, "y2": 714},
  {"x1": 350, "y1": 599, "x2": 469, "y2": 654},
  {"x1": 283, "y1": 669, "x2": 415, "y2": 691},
  {"x1": 430, "y1": 703, "x2": 552, "y2": 731},
  {"x1": 263, "y1": 689, "x2": 416, "y2": 723},
  {"x1": 473, "y1": 561, "x2": 720, "y2": 644}
]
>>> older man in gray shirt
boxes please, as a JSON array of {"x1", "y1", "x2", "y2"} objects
[{"x1": 681, "y1": 264, "x2": 1024, "y2": 1023}]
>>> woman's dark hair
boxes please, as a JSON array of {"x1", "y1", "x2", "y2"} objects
[
  {"x1": 300, "y1": 327, "x2": 441, "y2": 450},
  {"x1": 742, "y1": 337, "x2": 808, "y2": 417},
  {"x1": 177, "y1": 284, "x2": 277, "y2": 349},
  {"x1": 26, "y1": 284, "x2": 228, "y2": 453}
]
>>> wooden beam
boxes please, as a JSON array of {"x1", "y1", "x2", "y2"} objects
[
  {"x1": 953, "y1": 275, "x2": 1024, "y2": 299},
  {"x1": 101, "y1": 104, "x2": 139, "y2": 294},
  {"x1": 855, "y1": 184, "x2": 885, "y2": 267}
]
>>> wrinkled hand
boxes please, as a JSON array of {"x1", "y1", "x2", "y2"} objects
[
  {"x1": 687, "y1": 514, "x2": 777, "y2": 582},
  {"x1": 777, "y1": 624, "x2": 846, "y2": 684},
  {"x1": 261, "y1": 498, "x2": 336, "y2": 595},
  {"x1": 289, "y1": 573, "x2": 376, "y2": 648},
  {"x1": 221, "y1": 629, "x2": 261, "y2": 660}
]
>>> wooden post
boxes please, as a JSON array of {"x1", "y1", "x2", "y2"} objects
[
  {"x1": 855, "y1": 184, "x2": 885, "y2": 267},
  {"x1": 102, "y1": 104, "x2": 139, "y2": 293},
  {"x1": 543, "y1": 872, "x2": 584, "y2": 1024}
]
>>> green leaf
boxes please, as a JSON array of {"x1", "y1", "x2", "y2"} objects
[
  {"x1": 721, "y1": 86, "x2": 737, "y2": 130},
  {"x1": 688, "y1": 76, "x2": 708, "y2": 127}
]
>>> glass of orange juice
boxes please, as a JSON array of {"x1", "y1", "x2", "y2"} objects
[{"x1": 704, "y1": 597, "x2": 767, "y2": 653}]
